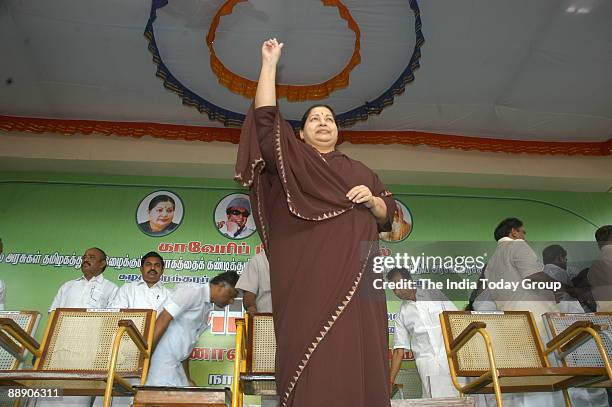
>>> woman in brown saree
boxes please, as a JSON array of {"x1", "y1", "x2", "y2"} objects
[{"x1": 235, "y1": 38, "x2": 396, "y2": 407}]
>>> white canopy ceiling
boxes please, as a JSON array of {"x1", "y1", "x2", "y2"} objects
[{"x1": 1, "y1": 0, "x2": 611, "y2": 142}]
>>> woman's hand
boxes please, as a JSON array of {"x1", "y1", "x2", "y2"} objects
[
  {"x1": 346, "y1": 185, "x2": 375, "y2": 208},
  {"x1": 261, "y1": 38, "x2": 283, "y2": 67},
  {"x1": 347, "y1": 185, "x2": 389, "y2": 225}
]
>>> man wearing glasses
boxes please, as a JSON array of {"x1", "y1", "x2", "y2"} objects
[{"x1": 217, "y1": 197, "x2": 255, "y2": 239}]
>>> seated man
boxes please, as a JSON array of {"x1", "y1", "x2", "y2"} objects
[
  {"x1": 236, "y1": 251, "x2": 272, "y2": 313},
  {"x1": 43, "y1": 247, "x2": 118, "y2": 407},
  {"x1": 50, "y1": 247, "x2": 118, "y2": 310},
  {"x1": 110, "y1": 251, "x2": 170, "y2": 313},
  {"x1": 387, "y1": 268, "x2": 459, "y2": 398},
  {"x1": 146, "y1": 271, "x2": 239, "y2": 387}
]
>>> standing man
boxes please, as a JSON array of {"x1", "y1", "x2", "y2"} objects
[
  {"x1": 236, "y1": 251, "x2": 272, "y2": 313},
  {"x1": 589, "y1": 225, "x2": 612, "y2": 312},
  {"x1": 236, "y1": 251, "x2": 277, "y2": 407},
  {"x1": 589, "y1": 225, "x2": 612, "y2": 407},
  {"x1": 542, "y1": 245, "x2": 583, "y2": 313},
  {"x1": 486, "y1": 218, "x2": 561, "y2": 335},
  {"x1": 146, "y1": 271, "x2": 239, "y2": 387},
  {"x1": 50, "y1": 247, "x2": 118, "y2": 311},
  {"x1": 387, "y1": 268, "x2": 458, "y2": 398},
  {"x1": 110, "y1": 251, "x2": 170, "y2": 313},
  {"x1": 486, "y1": 218, "x2": 563, "y2": 407},
  {"x1": 217, "y1": 197, "x2": 254, "y2": 239}
]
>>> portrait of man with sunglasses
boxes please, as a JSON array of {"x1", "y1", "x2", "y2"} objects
[{"x1": 217, "y1": 196, "x2": 255, "y2": 239}]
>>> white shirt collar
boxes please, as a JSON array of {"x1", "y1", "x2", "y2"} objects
[
  {"x1": 136, "y1": 280, "x2": 163, "y2": 289},
  {"x1": 498, "y1": 236, "x2": 524, "y2": 243},
  {"x1": 77, "y1": 274, "x2": 104, "y2": 283},
  {"x1": 203, "y1": 284, "x2": 211, "y2": 304},
  {"x1": 544, "y1": 263, "x2": 564, "y2": 271}
]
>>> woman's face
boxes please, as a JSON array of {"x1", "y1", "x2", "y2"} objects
[
  {"x1": 299, "y1": 106, "x2": 338, "y2": 153},
  {"x1": 148, "y1": 201, "x2": 175, "y2": 231}
]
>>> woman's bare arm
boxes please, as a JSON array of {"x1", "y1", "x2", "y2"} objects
[{"x1": 254, "y1": 38, "x2": 283, "y2": 108}]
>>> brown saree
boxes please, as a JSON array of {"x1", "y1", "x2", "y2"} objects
[{"x1": 235, "y1": 105, "x2": 395, "y2": 407}]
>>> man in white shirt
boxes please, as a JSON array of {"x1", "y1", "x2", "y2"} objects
[
  {"x1": 589, "y1": 225, "x2": 612, "y2": 407},
  {"x1": 542, "y1": 245, "x2": 609, "y2": 407},
  {"x1": 235, "y1": 252, "x2": 277, "y2": 406},
  {"x1": 589, "y1": 225, "x2": 612, "y2": 312},
  {"x1": 542, "y1": 245, "x2": 584, "y2": 313},
  {"x1": 486, "y1": 218, "x2": 561, "y2": 335},
  {"x1": 387, "y1": 268, "x2": 458, "y2": 399},
  {"x1": 42, "y1": 247, "x2": 118, "y2": 407},
  {"x1": 110, "y1": 251, "x2": 170, "y2": 313},
  {"x1": 146, "y1": 271, "x2": 239, "y2": 387},
  {"x1": 486, "y1": 218, "x2": 564, "y2": 407},
  {"x1": 236, "y1": 251, "x2": 272, "y2": 313},
  {"x1": 49, "y1": 247, "x2": 118, "y2": 311}
]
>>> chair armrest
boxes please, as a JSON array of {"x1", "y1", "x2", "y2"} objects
[
  {"x1": 390, "y1": 383, "x2": 403, "y2": 398},
  {"x1": 103, "y1": 320, "x2": 146, "y2": 407},
  {"x1": 451, "y1": 321, "x2": 487, "y2": 353},
  {"x1": 118, "y1": 320, "x2": 148, "y2": 354},
  {"x1": 0, "y1": 318, "x2": 40, "y2": 356},
  {"x1": 545, "y1": 321, "x2": 599, "y2": 354},
  {"x1": 232, "y1": 318, "x2": 247, "y2": 407},
  {"x1": 0, "y1": 330, "x2": 23, "y2": 360}
]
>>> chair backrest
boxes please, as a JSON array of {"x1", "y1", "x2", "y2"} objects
[
  {"x1": 247, "y1": 313, "x2": 276, "y2": 374},
  {"x1": 544, "y1": 312, "x2": 612, "y2": 368},
  {"x1": 393, "y1": 368, "x2": 422, "y2": 399},
  {"x1": 38, "y1": 308, "x2": 154, "y2": 375},
  {"x1": 0, "y1": 311, "x2": 40, "y2": 370},
  {"x1": 441, "y1": 311, "x2": 547, "y2": 374}
]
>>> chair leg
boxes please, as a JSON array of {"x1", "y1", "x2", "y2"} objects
[
  {"x1": 562, "y1": 389, "x2": 573, "y2": 407},
  {"x1": 491, "y1": 378, "x2": 504, "y2": 407}
]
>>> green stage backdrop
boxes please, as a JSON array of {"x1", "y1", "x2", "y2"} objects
[{"x1": 1, "y1": 171, "x2": 610, "y2": 401}]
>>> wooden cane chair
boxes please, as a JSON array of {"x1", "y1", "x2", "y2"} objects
[
  {"x1": 132, "y1": 386, "x2": 231, "y2": 406},
  {"x1": 543, "y1": 312, "x2": 612, "y2": 388},
  {"x1": 0, "y1": 311, "x2": 41, "y2": 406},
  {"x1": 231, "y1": 313, "x2": 276, "y2": 407},
  {"x1": 392, "y1": 368, "x2": 423, "y2": 399},
  {"x1": 390, "y1": 398, "x2": 475, "y2": 406},
  {"x1": 440, "y1": 310, "x2": 610, "y2": 407},
  {"x1": 0, "y1": 311, "x2": 40, "y2": 370},
  {"x1": 0, "y1": 308, "x2": 155, "y2": 407}
]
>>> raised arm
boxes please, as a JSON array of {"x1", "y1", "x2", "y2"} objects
[{"x1": 254, "y1": 38, "x2": 283, "y2": 108}]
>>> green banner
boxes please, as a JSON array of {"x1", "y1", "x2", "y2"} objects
[{"x1": 1, "y1": 172, "x2": 610, "y2": 399}]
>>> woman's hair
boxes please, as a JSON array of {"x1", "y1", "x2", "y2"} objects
[
  {"x1": 299, "y1": 104, "x2": 338, "y2": 130},
  {"x1": 148, "y1": 194, "x2": 175, "y2": 211}
]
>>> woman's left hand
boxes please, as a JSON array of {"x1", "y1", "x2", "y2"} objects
[{"x1": 346, "y1": 185, "x2": 375, "y2": 208}]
